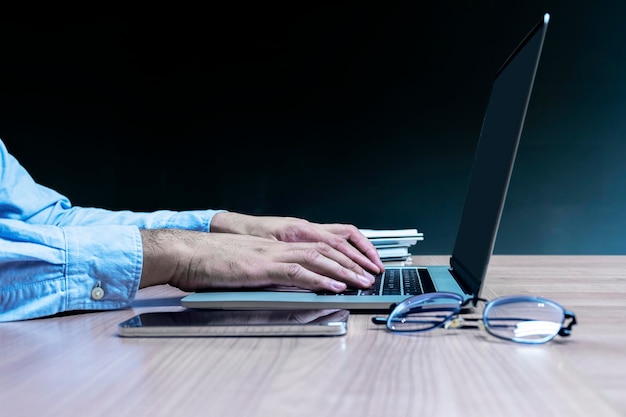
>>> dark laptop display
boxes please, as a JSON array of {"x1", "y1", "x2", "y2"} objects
[{"x1": 450, "y1": 14, "x2": 550, "y2": 296}]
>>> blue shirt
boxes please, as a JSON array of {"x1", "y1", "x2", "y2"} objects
[{"x1": 0, "y1": 139, "x2": 223, "y2": 322}]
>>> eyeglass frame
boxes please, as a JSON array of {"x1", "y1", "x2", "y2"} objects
[{"x1": 372, "y1": 292, "x2": 577, "y2": 344}]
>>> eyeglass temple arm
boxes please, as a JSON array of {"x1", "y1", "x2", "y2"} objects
[
  {"x1": 558, "y1": 310, "x2": 577, "y2": 337},
  {"x1": 371, "y1": 317, "x2": 387, "y2": 325},
  {"x1": 370, "y1": 303, "x2": 400, "y2": 325}
]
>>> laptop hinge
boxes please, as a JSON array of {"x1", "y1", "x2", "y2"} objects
[{"x1": 449, "y1": 256, "x2": 482, "y2": 298}]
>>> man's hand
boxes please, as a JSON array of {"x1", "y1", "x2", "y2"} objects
[
  {"x1": 210, "y1": 212, "x2": 385, "y2": 274},
  {"x1": 139, "y1": 228, "x2": 377, "y2": 293}
]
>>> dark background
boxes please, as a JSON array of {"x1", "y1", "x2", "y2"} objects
[{"x1": 1, "y1": 1, "x2": 624, "y2": 255}]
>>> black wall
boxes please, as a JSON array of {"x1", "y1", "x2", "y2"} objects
[{"x1": 1, "y1": 1, "x2": 624, "y2": 255}]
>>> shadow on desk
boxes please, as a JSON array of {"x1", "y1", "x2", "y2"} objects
[{"x1": 130, "y1": 297, "x2": 184, "y2": 307}]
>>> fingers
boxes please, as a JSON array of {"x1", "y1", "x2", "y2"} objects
[
  {"x1": 271, "y1": 242, "x2": 376, "y2": 293},
  {"x1": 275, "y1": 263, "x2": 348, "y2": 293},
  {"x1": 234, "y1": 216, "x2": 386, "y2": 274},
  {"x1": 332, "y1": 236, "x2": 384, "y2": 274},
  {"x1": 345, "y1": 229, "x2": 386, "y2": 272},
  {"x1": 316, "y1": 224, "x2": 385, "y2": 273}
]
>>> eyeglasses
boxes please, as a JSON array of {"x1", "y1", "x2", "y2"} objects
[{"x1": 372, "y1": 292, "x2": 577, "y2": 344}]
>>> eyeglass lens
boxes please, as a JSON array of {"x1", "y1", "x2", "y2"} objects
[
  {"x1": 386, "y1": 293, "x2": 463, "y2": 332},
  {"x1": 483, "y1": 297, "x2": 565, "y2": 343}
]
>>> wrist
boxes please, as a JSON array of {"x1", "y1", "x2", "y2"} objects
[
  {"x1": 210, "y1": 212, "x2": 252, "y2": 234},
  {"x1": 139, "y1": 229, "x2": 181, "y2": 288}
]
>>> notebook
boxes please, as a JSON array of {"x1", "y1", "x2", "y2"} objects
[{"x1": 182, "y1": 13, "x2": 550, "y2": 311}]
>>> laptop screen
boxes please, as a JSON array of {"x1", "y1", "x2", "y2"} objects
[{"x1": 450, "y1": 14, "x2": 549, "y2": 296}]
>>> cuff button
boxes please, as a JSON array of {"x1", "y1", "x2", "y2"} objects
[{"x1": 91, "y1": 286, "x2": 105, "y2": 300}]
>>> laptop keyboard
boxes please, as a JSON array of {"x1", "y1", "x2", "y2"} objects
[{"x1": 317, "y1": 267, "x2": 436, "y2": 296}]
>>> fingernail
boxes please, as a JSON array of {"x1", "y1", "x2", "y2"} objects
[
  {"x1": 331, "y1": 281, "x2": 347, "y2": 291},
  {"x1": 359, "y1": 274, "x2": 372, "y2": 285}
]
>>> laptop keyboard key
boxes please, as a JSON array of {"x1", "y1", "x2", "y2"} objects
[
  {"x1": 402, "y1": 268, "x2": 422, "y2": 295},
  {"x1": 382, "y1": 269, "x2": 401, "y2": 295}
]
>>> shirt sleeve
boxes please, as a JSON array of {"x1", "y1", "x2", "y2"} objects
[
  {"x1": 0, "y1": 220, "x2": 142, "y2": 322},
  {"x1": 0, "y1": 139, "x2": 225, "y2": 322}
]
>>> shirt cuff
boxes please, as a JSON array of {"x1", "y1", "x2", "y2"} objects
[{"x1": 63, "y1": 225, "x2": 142, "y2": 311}]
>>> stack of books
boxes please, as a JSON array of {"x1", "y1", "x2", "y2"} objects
[{"x1": 359, "y1": 228, "x2": 424, "y2": 262}]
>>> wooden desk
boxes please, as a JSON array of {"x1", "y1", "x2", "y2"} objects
[{"x1": 1, "y1": 256, "x2": 625, "y2": 417}]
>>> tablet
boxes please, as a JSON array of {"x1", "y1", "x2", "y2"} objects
[{"x1": 118, "y1": 308, "x2": 349, "y2": 337}]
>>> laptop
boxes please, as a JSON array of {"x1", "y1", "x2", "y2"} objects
[{"x1": 182, "y1": 13, "x2": 550, "y2": 311}]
